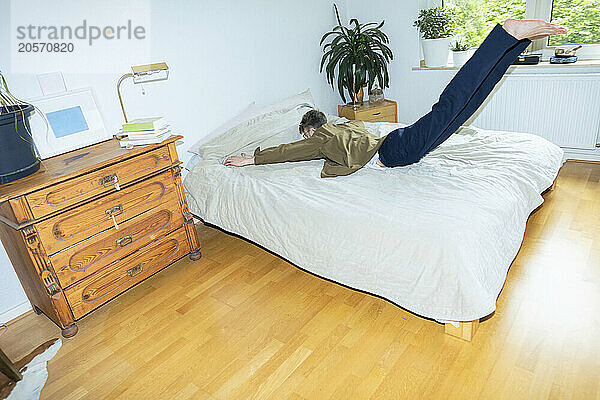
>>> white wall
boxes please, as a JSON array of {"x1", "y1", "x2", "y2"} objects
[
  {"x1": 347, "y1": 1, "x2": 429, "y2": 124},
  {"x1": 0, "y1": 0, "x2": 31, "y2": 323},
  {"x1": 345, "y1": 0, "x2": 463, "y2": 125},
  {"x1": 0, "y1": 0, "x2": 350, "y2": 321}
]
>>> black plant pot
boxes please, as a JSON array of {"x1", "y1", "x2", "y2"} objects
[{"x1": 0, "y1": 104, "x2": 40, "y2": 185}]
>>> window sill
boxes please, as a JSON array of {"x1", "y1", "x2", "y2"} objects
[{"x1": 412, "y1": 59, "x2": 600, "y2": 71}]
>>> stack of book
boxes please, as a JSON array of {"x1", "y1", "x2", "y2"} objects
[{"x1": 118, "y1": 117, "x2": 171, "y2": 148}]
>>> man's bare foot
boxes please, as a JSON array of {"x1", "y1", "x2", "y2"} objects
[{"x1": 502, "y1": 19, "x2": 567, "y2": 41}]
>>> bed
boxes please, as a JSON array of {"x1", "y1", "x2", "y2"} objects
[{"x1": 183, "y1": 102, "x2": 564, "y2": 340}]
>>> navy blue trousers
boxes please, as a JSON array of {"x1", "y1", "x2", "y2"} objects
[{"x1": 378, "y1": 24, "x2": 532, "y2": 167}]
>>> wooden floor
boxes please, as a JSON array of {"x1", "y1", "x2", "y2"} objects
[{"x1": 0, "y1": 160, "x2": 598, "y2": 399}]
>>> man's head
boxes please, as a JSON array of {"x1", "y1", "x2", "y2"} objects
[{"x1": 299, "y1": 109, "x2": 327, "y2": 138}]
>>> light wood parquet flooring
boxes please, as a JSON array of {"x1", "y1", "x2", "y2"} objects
[{"x1": 0, "y1": 160, "x2": 598, "y2": 399}]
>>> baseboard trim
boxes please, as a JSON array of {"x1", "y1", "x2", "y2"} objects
[
  {"x1": 562, "y1": 148, "x2": 600, "y2": 162},
  {"x1": 0, "y1": 302, "x2": 32, "y2": 324}
]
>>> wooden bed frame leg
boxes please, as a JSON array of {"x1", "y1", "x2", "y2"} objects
[{"x1": 444, "y1": 319, "x2": 479, "y2": 341}]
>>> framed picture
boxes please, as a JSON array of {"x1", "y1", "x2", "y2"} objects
[{"x1": 28, "y1": 88, "x2": 109, "y2": 159}]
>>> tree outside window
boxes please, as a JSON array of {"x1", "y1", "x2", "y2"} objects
[
  {"x1": 444, "y1": 0, "x2": 526, "y2": 47},
  {"x1": 549, "y1": 0, "x2": 600, "y2": 45},
  {"x1": 445, "y1": 0, "x2": 599, "y2": 48}
]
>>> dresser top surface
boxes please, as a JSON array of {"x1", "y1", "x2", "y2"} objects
[
  {"x1": 338, "y1": 99, "x2": 396, "y2": 111},
  {"x1": 0, "y1": 135, "x2": 182, "y2": 203}
]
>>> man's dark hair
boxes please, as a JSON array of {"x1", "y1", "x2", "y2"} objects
[{"x1": 299, "y1": 109, "x2": 327, "y2": 136}]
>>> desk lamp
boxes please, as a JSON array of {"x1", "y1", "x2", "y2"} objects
[{"x1": 116, "y1": 62, "x2": 169, "y2": 123}]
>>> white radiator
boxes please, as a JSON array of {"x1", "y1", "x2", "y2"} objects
[{"x1": 471, "y1": 73, "x2": 600, "y2": 150}]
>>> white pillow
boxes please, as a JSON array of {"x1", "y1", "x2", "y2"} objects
[
  {"x1": 187, "y1": 102, "x2": 260, "y2": 155},
  {"x1": 326, "y1": 114, "x2": 348, "y2": 124},
  {"x1": 187, "y1": 90, "x2": 316, "y2": 155},
  {"x1": 188, "y1": 89, "x2": 317, "y2": 156},
  {"x1": 254, "y1": 89, "x2": 315, "y2": 116},
  {"x1": 196, "y1": 104, "x2": 311, "y2": 163}
]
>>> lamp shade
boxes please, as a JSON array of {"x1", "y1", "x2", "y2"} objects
[
  {"x1": 131, "y1": 62, "x2": 169, "y2": 84},
  {"x1": 117, "y1": 61, "x2": 170, "y2": 122}
]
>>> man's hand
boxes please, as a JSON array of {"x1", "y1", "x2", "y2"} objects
[{"x1": 224, "y1": 153, "x2": 255, "y2": 167}]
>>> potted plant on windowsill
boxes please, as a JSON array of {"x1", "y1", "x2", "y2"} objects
[
  {"x1": 320, "y1": 4, "x2": 393, "y2": 105},
  {"x1": 451, "y1": 39, "x2": 471, "y2": 66},
  {"x1": 0, "y1": 71, "x2": 40, "y2": 184},
  {"x1": 414, "y1": 7, "x2": 455, "y2": 68}
]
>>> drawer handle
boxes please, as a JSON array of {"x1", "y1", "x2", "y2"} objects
[
  {"x1": 127, "y1": 264, "x2": 143, "y2": 277},
  {"x1": 372, "y1": 112, "x2": 381, "y2": 116},
  {"x1": 99, "y1": 173, "x2": 117, "y2": 187},
  {"x1": 116, "y1": 234, "x2": 132, "y2": 247},
  {"x1": 105, "y1": 204, "x2": 123, "y2": 217},
  {"x1": 40, "y1": 270, "x2": 60, "y2": 296}
]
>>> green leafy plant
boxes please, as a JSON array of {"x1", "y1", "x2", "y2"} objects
[
  {"x1": 1, "y1": 70, "x2": 44, "y2": 153},
  {"x1": 451, "y1": 39, "x2": 470, "y2": 51},
  {"x1": 320, "y1": 4, "x2": 393, "y2": 103},
  {"x1": 0, "y1": 71, "x2": 40, "y2": 167},
  {"x1": 0, "y1": 71, "x2": 26, "y2": 114},
  {"x1": 414, "y1": 7, "x2": 455, "y2": 39}
]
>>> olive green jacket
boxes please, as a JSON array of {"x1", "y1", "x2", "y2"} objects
[{"x1": 253, "y1": 120, "x2": 387, "y2": 178}]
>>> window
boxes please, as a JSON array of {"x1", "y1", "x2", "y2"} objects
[
  {"x1": 445, "y1": 0, "x2": 527, "y2": 47},
  {"x1": 442, "y1": 0, "x2": 600, "y2": 59},
  {"x1": 548, "y1": 0, "x2": 600, "y2": 46}
]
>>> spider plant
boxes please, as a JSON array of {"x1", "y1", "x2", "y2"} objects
[
  {"x1": 0, "y1": 71, "x2": 29, "y2": 114},
  {"x1": 320, "y1": 4, "x2": 393, "y2": 104},
  {"x1": 0, "y1": 70, "x2": 43, "y2": 184},
  {"x1": 0, "y1": 70, "x2": 36, "y2": 148}
]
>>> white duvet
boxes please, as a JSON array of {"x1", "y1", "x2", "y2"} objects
[{"x1": 184, "y1": 106, "x2": 563, "y2": 321}]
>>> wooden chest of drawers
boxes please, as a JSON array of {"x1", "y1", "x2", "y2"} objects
[
  {"x1": 0, "y1": 135, "x2": 201, "y2": 337},
  {"x1": 338, "y1": 99, "x2": 398, "y2": 123}
]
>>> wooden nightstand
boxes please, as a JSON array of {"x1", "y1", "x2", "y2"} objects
[
  {"x1": 338, "y1": 99, "x2": 397, "y2": 123},
  {"x1": 0, "y1": 135, "x2": 201, "y2": 337}
]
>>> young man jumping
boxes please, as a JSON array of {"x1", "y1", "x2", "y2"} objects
[{"x1": 225, "y1": 19, "x2": 567, "y2": 178}]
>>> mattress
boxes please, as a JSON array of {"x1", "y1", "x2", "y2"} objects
[{"x1": 184, "y1": 109, "x2": 563, "y2": 321}]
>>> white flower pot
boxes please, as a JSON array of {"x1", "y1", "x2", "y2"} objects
[
  {"x1": 421, "y1": 37, "x2": 451, "y2": 68},
  {"x1": 452, "y1": 50, "x2": 469, "y2": 67}
]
